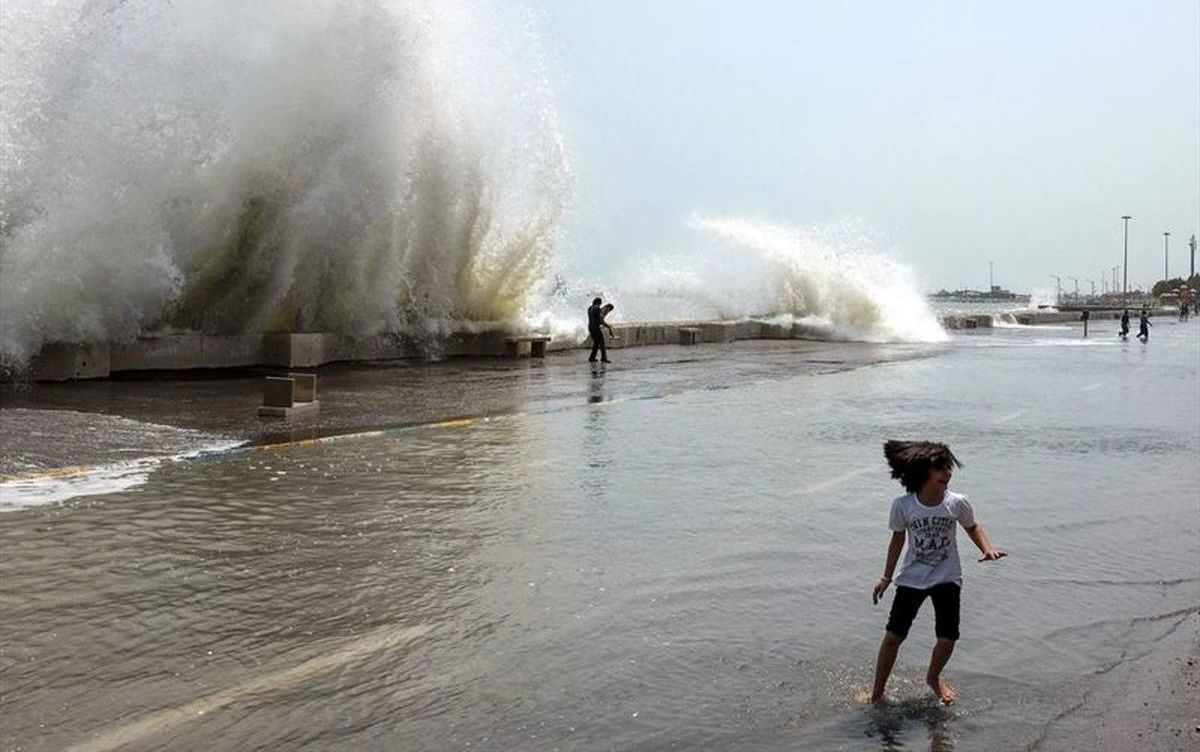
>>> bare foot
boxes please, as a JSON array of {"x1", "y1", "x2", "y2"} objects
[{"x1": 927, "y1": 678, "x2": 957, "y2": 705}]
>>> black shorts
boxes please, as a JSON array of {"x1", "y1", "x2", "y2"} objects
[{"x1": 886, "y1": 582, "x2": 961, "y2": 641}]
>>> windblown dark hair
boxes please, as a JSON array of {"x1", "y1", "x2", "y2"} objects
[{"x1": 883, "y1": 440, "x2": 962, "y2": 493}]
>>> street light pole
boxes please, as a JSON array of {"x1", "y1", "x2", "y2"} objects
[
  {"x1": 1068, "y1": 276, "x2": 1079, "y2": 299},
  {"x1": 1112, "y1": 265, "x2": 1119, "y2": 292},
  {"x1": 1121, "y1": 215, "x2": 1132, "y2": 306},
  {"x1": 1088, "y1": 279, "x2": 1095, "y2": 299},
  {"x1": 1050, "y1": 274, "x2": 1061, "y2": 305},
  {"x1": 1163, "y1": 231, "x2": 1170, "y2": 282}
]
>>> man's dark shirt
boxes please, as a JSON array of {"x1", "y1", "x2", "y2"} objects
[{"x1": 588, "y1": 304, "x2": 603, "y2": 330}]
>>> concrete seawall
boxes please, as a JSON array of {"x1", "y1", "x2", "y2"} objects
[
  {"x1": 24, "y1": 309, "x2": 1139, "y2": 380},
  {"x1": 939, "y1": 311, "x2": 1083, "y2": 329},
  {"x1": 25, "y1": 321, "x2": 811, "y2": 381},
  {"x1": 938, "y1": 308, "x2": 1171, "y2": 330}
]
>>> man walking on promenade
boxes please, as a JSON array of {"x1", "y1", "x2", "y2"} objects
[{"x1": 587, "y1": 297, "x2": 613, "y2": 363}]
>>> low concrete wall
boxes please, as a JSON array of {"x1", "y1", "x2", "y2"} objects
[
  {"x1": 940, "y1": 314, "x2": 995, "y2": 330},
  {"x1": 29, "y1": 320, "x2": 788, "y2": 379},
  {"x1": 23, "y1": 308, "x2": 1117, "y2": 381},
  {"x1": 30, "y1": 343, "x2": 112, "y2": 381},
  {"x1": 109, "y1": 334, "x2": 266, "y2": 371},
  {"x1": 1013, "y1": 311, "x2": 1082, "y2": 325}
]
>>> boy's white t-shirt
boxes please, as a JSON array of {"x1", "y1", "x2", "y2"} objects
[{"x1": 888, "y1": 491, "x2": 976, "y2": 589}]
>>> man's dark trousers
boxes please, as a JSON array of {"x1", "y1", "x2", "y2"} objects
[{"x1": 588, "y1": 326, "x2": 607, "y2": 361}]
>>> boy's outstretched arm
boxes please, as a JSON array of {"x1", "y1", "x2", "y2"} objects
[
  {"x1": 965, "y1": 523, "x2": 1006, "y2": 561},
  {"x1": 872, "y1": 531, "x2": 906, "y2": 604}
]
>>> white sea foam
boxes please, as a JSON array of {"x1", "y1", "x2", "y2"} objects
[
  {"x1": 0, "y1": 0, "x2": 568, "y2": 367},
  {"x1": 0, "y1": 408, "x2": 242, "y2": 509},
  {"x1": 539, "y1": 215, "x2": 947, "y2": 343}
]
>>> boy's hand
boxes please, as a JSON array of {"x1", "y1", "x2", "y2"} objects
[
  {"x1": 977, "y1": 549, "x2": 1007, "y2": 562},
  {"x1": 871, "y1": 577, "x2": 891, "y2": 604}
]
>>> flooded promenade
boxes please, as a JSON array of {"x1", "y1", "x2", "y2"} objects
[{"x1": 2, "y1": 318, "x2": 1197, "y2": 750}]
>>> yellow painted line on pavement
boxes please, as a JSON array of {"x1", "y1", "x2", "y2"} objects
[
  {"x1": 253, "y1": 438, "x2": 320, "y2": 452},
  {"x1": 430, "y1": 418, "x2": 477, "y2": 429},
  {"x1": 0, "y1": 466, "x2": 94, "y2": 483},
  {"x1": 66, "y1": 624, "x2": 432, "y2": 752}
]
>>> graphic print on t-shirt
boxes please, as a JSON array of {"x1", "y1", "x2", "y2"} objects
[{"x1": 909, "y1": 515, "x2": 956, "y2": 566}]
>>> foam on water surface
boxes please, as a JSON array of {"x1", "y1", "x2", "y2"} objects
[{"x1": 0, "y1": 408, "x2": 241, "y2": 508}]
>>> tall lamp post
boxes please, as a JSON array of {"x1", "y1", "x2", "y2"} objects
[
  {"x1": 1121, "y1": 215, "x2": 1132, "y2": 305},
  {"x1": 1050, "y1": 275, "x2": 1062, "y2": 305},
  {"x1": 1112, "y1": 265, "x2": 1119, "y2": 293},
  {"x1": 1190, "y1": 234, "x2": 1197, "y2": 279},
  {"x1": 1068, "y1": 276, "x2": 1079, "y2": 300},
  {"x1": 1087, "y1": 279, "x2": 1096, "y2": 299},
  {"x1": 1163, "y1": 231, "x2": 1171, "y2": 282}
]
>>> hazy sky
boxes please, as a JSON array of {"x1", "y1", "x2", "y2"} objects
[{"x1": 527, "y1": 0, "x2": 1199, "y2": 293}]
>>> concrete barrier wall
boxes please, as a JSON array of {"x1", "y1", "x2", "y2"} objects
[
  {"x1": 22, "y1": 319, "x2": 838, "y2": 379},
  {"x1": 30, "y1": 343, "x2": 112, "y2": 381},
  {"x1": 25, "y1": 310, "x2": 1126, "y2": 381},
  {"x1": 940, "y1": 315, "x2": 995, "y2": 330}
]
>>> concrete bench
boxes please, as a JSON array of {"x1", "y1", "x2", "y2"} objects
[
  {"x1": 678, "y1": 327, "x2": 701, "y2": 345},
  {"x1": 504, "y1": 335, "x2": 551, "y2": 358},
  {"x1": 258, "y1": 373, "x2": 319, "y2": 418}
]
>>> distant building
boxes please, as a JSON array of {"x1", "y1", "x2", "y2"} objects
[{"x1": 929, "y1": 285, "x2": 1029, "y2": 303}]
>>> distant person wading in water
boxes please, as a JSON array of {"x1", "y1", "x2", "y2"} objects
[
  {"x1": 587, "y1": 297, "x2": 614, "y2": 363},
  {"x1": 1136, "y1": 309, "x2": 1152, "y2": 342},
  {"x1": 1119, "y1": 310, "x2": 1130, "y2": 340},
  {"x1": 870, "y1": 441, "x2": 1006, "y2": 705}
]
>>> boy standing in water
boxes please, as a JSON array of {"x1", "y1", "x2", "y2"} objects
[{"x1": 870, "y1": 441, "x2": 1006, "y2": 704}]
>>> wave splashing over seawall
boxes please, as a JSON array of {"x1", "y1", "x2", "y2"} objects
[
  {"x1": 599, "y1": 216, "x2": 946, "y2": 343},
  {"x1": 0, "y1": 0, "x2": 567, "y2": 366}
]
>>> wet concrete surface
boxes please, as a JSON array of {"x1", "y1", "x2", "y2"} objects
[{"x1": 1, "y1": 339, "x2": 936, "y2": 475}]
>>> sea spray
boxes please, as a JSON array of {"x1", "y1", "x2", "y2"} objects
[
  {"x1": 0, "y1": 0, "x2": 568, "y2": 367},
  {"x1": 558, "y1": 215, "x2": 946, "y2": 343}
]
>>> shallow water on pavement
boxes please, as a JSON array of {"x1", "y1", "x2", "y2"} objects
[{"x1": 1, "y1": 318, "x2": 1197, "y2": 750}]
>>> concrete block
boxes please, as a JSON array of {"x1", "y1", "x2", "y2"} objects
[
  {"x1": 263, "y1": 376, "x2": 296, "y2": 407},
  {"x1": 679, "y1": 327, "x2": 700, "y2": 345},
  {"x1": 503, "y1": 335, "x2": 551, "y2": 358},
  {"x1": 288, "y1": 372, "x2": 317, "y2": 402},
  {"x1": 262, "y1": 333, "x2": 326, "y2": 368},
  {"x1": 31, "y1": 343, "x2": 112, "y2": 381}
]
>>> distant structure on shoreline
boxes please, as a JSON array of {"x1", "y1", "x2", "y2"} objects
[{"x1": 928, "y1": 286, "x2": 1030, "y2": 303}]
